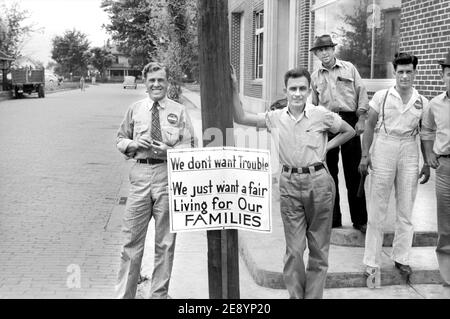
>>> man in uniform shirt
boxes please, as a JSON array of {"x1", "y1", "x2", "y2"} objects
[
  {"x1": 359, "y1": 53, "x2": 430, "y2": 277},
  {"x1": 115, "y1": 62, "x2": 196, "y2": 299},
  {"x1": 310, "y1": 34, "x2": 369, "y2": 233},
  {"x1": 232, "y1": 67, "x2": 355, "y2": 299},
  {"x1": 421, "y1": 49, "x2": 450, "y2": 286}
]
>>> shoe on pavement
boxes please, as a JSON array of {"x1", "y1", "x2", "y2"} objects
[
  {"x1": 353, "y1": 224, "x2": 367, "y2": 234},
  {"x1": 395, "y1": 262, "x2": 412, "y2": 276}
]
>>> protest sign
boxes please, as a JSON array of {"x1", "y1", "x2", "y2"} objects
[{"x1": 167, "y1": 147, "x2": 272, "y2": 233}]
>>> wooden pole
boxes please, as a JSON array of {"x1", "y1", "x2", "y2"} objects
[{"x1": 197, "y1": 0, "x2": 240, "y2": 299}]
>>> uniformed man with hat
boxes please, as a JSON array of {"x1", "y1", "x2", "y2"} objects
[{"x1": 310, "y1": 34, "x2": 369, "y2": 233}]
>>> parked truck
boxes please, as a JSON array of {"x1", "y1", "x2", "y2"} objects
[{"x1": 11, "y1": 67, "x2": 45, "y2": 98}]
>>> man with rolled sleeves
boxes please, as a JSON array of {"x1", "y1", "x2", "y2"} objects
[
  {"x1": 310, "y1": 34, "x2": 369, "y2": 233},
  {"x1": 359, "y1": 53, "x2": 430, "y2": 278},
  {"x1": 115, "y1": 62, "x2": 196, "y2": 299},
  {"x1": 421, "y1": 49, "x2": 450, "y2": 286},
  {"x1": 232, "y1": 67, "x2": 355, "y2": 298}
]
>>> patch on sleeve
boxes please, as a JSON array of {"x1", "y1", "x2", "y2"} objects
[{"x1": 167, "y1": 113, "x2": 179, "y2": 125}]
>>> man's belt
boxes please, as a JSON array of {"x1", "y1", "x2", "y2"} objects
[
  {"x1": 282, "y1": 163, "x2": 325, "y2": 174},
  {"x1": 137, "y1": 158, "x2": 166, "y2": 164},
  {"x1": 439, "y1": 154, "x2": 450, "y2": 158}
]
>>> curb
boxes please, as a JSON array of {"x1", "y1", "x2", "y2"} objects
[
  {"x1": 238, "y1": 236, "x2": 442, "y2": 289},
  {"x1": 331, "y1": 227, "x2": 438, "y2": 247}
]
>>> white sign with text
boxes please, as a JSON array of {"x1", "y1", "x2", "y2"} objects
[{"x1": 167, "y1": 147, "x2": 272, "y2": 233}]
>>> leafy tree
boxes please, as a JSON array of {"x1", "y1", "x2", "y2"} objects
[
  {"x1": 101, "y1": 0, "x2": 154, "y2": 70},
  {"x1": 0, "y1": 1, "x2": 34, "y2": 59},
  {"x1": 51, "y1": 29, "x2": 91, "y2": 77},
  {"x1": 337, "y1": 0, "x2": 372, "y2": 78},
  {"x1": 102, "y1": 0, "x2": 199, "y2": 99},
  {"x1": 89, "y1": 46, "x2": 115, "y2": 78}
]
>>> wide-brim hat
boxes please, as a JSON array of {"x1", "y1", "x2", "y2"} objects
[
  {"x1": 438, "y1": 49, "x2": 450, "y2": 67},
  {"x1": 310, "y1": 34, "x2": 337, "y2": 52}
]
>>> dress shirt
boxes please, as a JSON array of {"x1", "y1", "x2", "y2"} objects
[
  {"x1": 311, "y1": 59, "x2": 369, "y2": 115},
  {"x1": 420, "y1": 91, "x2": 450, "y2": 155},
  {"x1": 116, "y1": 97, "x2": 196, "y2": 159},
  {"x1": 370, "y1": 87, "x2": 429, "y2": 137},
  {"x1": 265, "y1": 103, "x2": 343, "y2": 168}
]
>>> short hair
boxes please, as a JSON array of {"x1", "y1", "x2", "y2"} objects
[
  {"x1": 284, "y1": 68, "x2": 311, "y2": 87},
  {"x1": 392, "y1": 52, "x2": 419, "y2": 70},
  {"x1": 142, "y1": 62, "x2": 169, "y2": 79}
]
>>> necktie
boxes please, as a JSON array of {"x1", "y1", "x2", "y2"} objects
[{"x1": 151, "y1": 101, "x2": 163, "y2": 142}]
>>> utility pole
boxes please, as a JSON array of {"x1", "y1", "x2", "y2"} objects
[{"x1": 197, "y1": 0, "x2": 240, "y2": 299}]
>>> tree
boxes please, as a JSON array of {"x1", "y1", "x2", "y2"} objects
[
  {"x1": 0, "y1": 1, "x2": 34, "y2": 59},
  {"x1": 101, "y1": 0, "x2": 199, "y2": 97},
  {"x1": 101, "y1": 0, "x2": 154, "y2": 70},
  {"x1": 150, "y1": 0, "x2": 199, "y2": 99},
  {"x1": 337, "y1": 0, "x2": 372, "y2": 78},
  {"x1": 89, "y1": 46, "x2": 115, "y2": 78},
  {"x1": 51, "y1": 29, "x2": 91, "y2": 77}
]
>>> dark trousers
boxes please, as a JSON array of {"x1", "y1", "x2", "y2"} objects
[{"x1": 327, "y1": 111, "x2": 367, "y2": 227}]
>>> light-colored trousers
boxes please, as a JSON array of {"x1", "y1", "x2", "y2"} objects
[
  {"x1": 436, "y1": 157, "x2": 450, "y2": 285},
  {"x1": 115, "y1": 162, "x2": 176, "y2": 299},
  {"x1": 364, "y1": 134, "x2": 419, "y2": 268},
  {"x1": 279, "y1": 165, "x2": 335, "y2": 299}
]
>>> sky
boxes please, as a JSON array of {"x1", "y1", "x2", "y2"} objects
[{"x1": 2, "y1": 0, "x2": 111, "y2": 65}]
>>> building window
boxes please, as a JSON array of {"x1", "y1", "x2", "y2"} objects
[
  {"x1": 254, "y1": 10, "x2": 264, "y2": 79},
  {"x1": 311, "y1": 0, "x2": 401, "y2": 80}
]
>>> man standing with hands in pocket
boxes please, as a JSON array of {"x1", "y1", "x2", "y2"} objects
[{"x1": 115, "y1": 62, "x2": 196, "y2": 299}]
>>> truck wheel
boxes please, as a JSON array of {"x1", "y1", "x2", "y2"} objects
[{"x1": 38, "y1": 85, "x2": 45, "y2": 98}]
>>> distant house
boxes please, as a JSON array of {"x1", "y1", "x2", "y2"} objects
[{"x1": 105, "y1": 43, "x2": 141, "y2": 82}]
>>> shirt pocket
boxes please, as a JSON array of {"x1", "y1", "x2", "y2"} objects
[
  {"x1": 303, "y1": 129, "x2": 323, "y2": 149},
  {"x1": 134, "y1": 122, "x2": 149, "y2": 138},
  {"x1": 336, "y1": 76, "x2": 355, "y2": 96},
  {"x1": 162, "y1": 125, "x2": 181, "y2": 146}
]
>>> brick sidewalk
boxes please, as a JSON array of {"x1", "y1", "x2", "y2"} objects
[{"x1": 0, "y1": 84, "x2": 146, "y2": 298}]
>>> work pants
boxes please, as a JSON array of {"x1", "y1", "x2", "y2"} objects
[
  {"x1": 364, "y1": 134, "x2": 419, "y2": 268},
  {"x1": 115, "y1": 162, "x2": 176, "y2": 299},
  {"x1": 279, "y1": 165, "x2": 335, "y2": 299},
  {"x1": 327, "y1": 111, "x2": 367, "y2": 227},
  {"x1": 436, "y1": 157, "x2": 450, "y2": 285}
]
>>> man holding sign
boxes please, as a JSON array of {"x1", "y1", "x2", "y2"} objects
[
  {"x1": 232, "y1": 68, "x2": 355, "y2": 298},
  {"x1": 115, "y1": 62, "x2": 196, "y2": 299}
]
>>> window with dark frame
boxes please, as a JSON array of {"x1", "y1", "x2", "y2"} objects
[{"x1": 254, "y1": 10, "x2": 264, "y2": 80}]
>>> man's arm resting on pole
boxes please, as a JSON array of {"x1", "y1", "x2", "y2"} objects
[{"x1": 232, "y1": 77, "x2": 266, "y2": 128}]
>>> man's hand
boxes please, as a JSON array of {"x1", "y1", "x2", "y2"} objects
[
  {"x1": 358, "y1": 155, "x2": 371, "y2": 176},
  {"x1": 419, "y1": 164, "x2": 431, "y2": 184},
  {"x1": 151, "y1": 140, "x2": 171, "y2": 158},
  {"x1": 136, "y1": 135, "x2": 153, "y2": 150},
  {"x1": 230, "y1": 65, "x2": 238, "y2": 90},
  {"x1": 427, "y1": 152, "x2": 440, "y2": 169},
  {"x1": 355, "y1": 118, "x2": 365, "y2": 136}
]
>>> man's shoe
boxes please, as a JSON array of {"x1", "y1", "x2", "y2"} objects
[
  {"x1": 395, "y1": 262, "x2": 412, "y2": 276},
  {"x1": 353, "y1": 224, "x2": 367, "y2": 234}
]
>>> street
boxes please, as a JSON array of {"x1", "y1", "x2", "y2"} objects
[{"x1": 0, "y1": 84, "x2": 145, "y2": 298}]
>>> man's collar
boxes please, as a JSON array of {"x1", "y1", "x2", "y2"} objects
[
  {"x1": 285, "y1": 103, "x2": 310, "y2": 121},
  {"x1": 148, "y1": 97, "x2": 167, "y2": 110},
  {"x1": 319, "y1": 58, "x2": 343, "y2": 72},
  {"x1": 390, "y1": 86, "x2": 419, "y2": 100}
]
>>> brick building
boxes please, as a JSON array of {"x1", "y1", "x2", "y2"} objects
[{"x1": 229, "y1": 0, "x2": 450, "y2": 112}]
